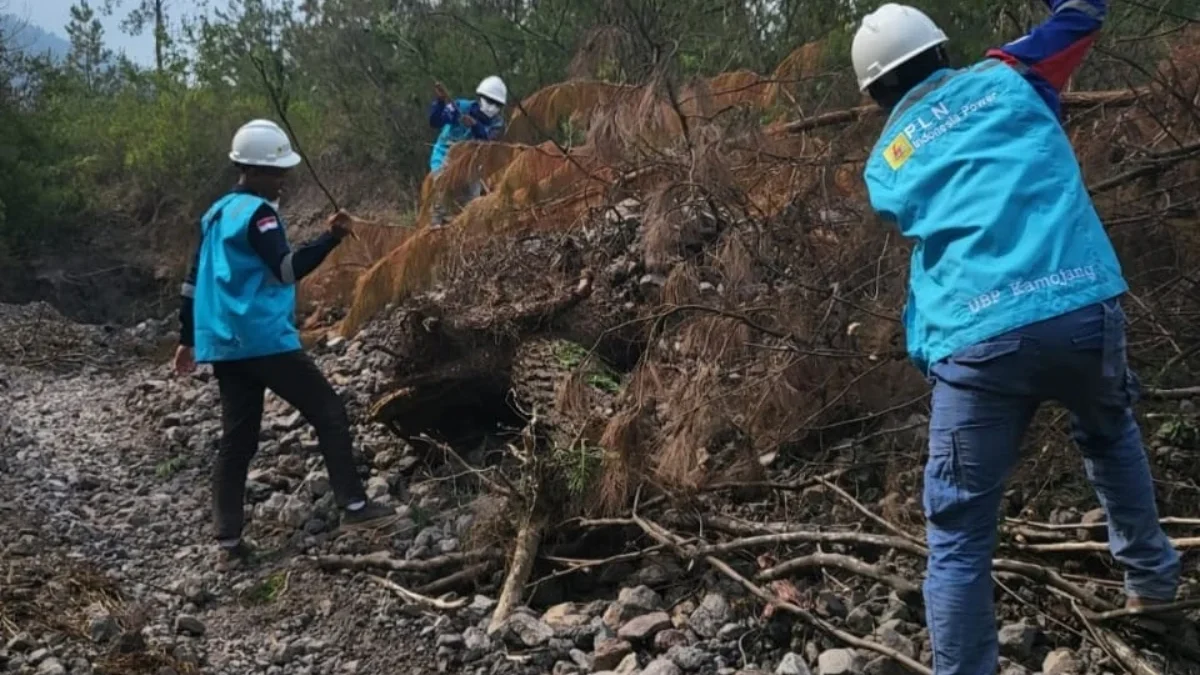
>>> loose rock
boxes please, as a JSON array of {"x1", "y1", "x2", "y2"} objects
[
  {"x1": 173, "y1": 615, "x2": 206, "y2": 637},
  {"x1": 776, "y1": 652, "x2": 812, "y2": 675},
  {"x1": 618, "y1": 612, "x2": 673, "y2": 642},
  {"x1": 817, "y1": 649, "x2": 863, "y2": 675}
]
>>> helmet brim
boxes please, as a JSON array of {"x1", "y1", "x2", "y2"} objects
[
  {"x1": 228, "y1": 151, "x2": 303, "y2": 169},
  {"x1": 856, "y1": 35, "x2": 949, "y2": 91},
  {"x1": 275, "y1": 152, "x2": 303, "y2": 169}
]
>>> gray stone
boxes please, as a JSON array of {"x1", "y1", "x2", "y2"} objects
[
  {"x1": 688, "y1": 593, "x2": 732, "y2": 639},
  {"x1": 543, "y1": 603, "x2": 592, "y2": 632},
  {"x1": 306, "y1": 471, "x2": 330, "y2": 498},
  {"x1": 498, "y1": 613, "x2": 555, "y2": 648},
  {"x1": 863, "y1": 657, "x2": 906, "y2": 675},
  {"x1": 366, "y1": 476, "x2": 390, "y2": 500},
  {"x1": 845, "y1": 606, "x2": 875, "y2": 634},
  {"x1": 603, "y1": 585, "x2": 665, "y2": 627},
  {"x1": 615, "y1": 653, "x2": 640, "y2": 674},
  {"x1": 1043, "y1": 648, "x2": 1082, "y2": 675},
  {"x1": 278, "y1": 495, "x2": 311, "y2": 528},
  {"x1": 36, "y1": 658, "x2": 66, "y2": 675},
  {"x1": 997, "y1": 622, "x2": 1040, "y2": 661},
  {"x1": 593, "y1": 638, "x2": 633, "y2": 671},
  {"x1": 654, "y1": 629, "x2": 690, "y2": 652},
  {"x1": 618, "y1": 612, "x2": 672, "y2": 641},
  {"x1": 775, "y1": 653, "x2": 812, "y2": 675},
  {"x1": 817, "y1": 649, "x2": 863, "y2": 675},
  {"x1": 173, "y1": 615, "x2": 206, "y2": 637},
  {"x1": 871, "y1": 625, "x2": 914, "y2": 659},
  {"x1": 87, "y1": 606, "x2": 120, "y2": 644},
  {"x1": 816, "y1": 592, "x2": 848, "y2": 619},
  {"x1": 469, "y1": 595, "x2": 497, "y2": 613},
  {"x1": 463, "y1": 626, "x2": 492, "y2": 654},
  {"x1": 667, "y1": 645, "x2": 709, "y2": 671},
  {"x1": 643, "y1": 658, "x2": 684, "y2": 675}
]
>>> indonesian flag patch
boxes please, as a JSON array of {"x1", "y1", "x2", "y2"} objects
[{"x1": 255, "y1": 215, "x2": 280, "y2": 233}]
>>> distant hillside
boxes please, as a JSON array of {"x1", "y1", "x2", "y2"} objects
[{"x1": 1, "y1": 14, "x2": 69, "y2": 61}]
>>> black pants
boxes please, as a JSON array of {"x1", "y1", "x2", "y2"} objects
[{"x1": 211, "y1": 350, "x2": 366, "y2": 541}]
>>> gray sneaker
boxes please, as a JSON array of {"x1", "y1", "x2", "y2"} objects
[
  {"x1": 341, "y1": 501, "x2": 395, "y2": 527},
  {"x1": 216, "y1": 541, "x2": 258, "y2": 572}
]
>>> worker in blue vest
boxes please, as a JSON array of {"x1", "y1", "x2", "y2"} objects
[
  {"x1": 852, "y1": 2, "x2": 1179, "y2": 672},
  {"x1": 174, "y1": 119, "x2": 393, "y2": 569},
  {"x1": 428, "y1": 76, "x2": 507, "y2": 227}
]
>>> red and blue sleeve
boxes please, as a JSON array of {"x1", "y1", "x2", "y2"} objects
[{"x1": 986, "y1": 0, "x2": 1107, "y2": 116}]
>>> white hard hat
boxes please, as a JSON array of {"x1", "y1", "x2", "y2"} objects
[
  {"x1": 228, "y1": 119, "x2": 302, "y2": 169},
  {"x1": 476, "y1": 75, "x2": 508, "y2": 105},
  {"x1": 851, "y1": 3, "x2": 949, "y2": 91}
]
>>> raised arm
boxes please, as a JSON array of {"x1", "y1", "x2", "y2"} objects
[
  {"x1": 429, "y1": 98, "x2": 460, "y2": 129},
  {"x1": 246, "y1": 205, "x2": 345, "y2": 285},
  {"x1": 986, "y1": 0, "x2": 1107, "y2": 115}
]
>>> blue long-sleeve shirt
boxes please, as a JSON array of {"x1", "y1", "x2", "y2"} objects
[
  {"x1": 178, "y1": 185, "x2": 345, "y2": 347},
  {"x1": 428, "y1": 98, "x2": 500, "y2": 141},
  {"x1": 986, "y1": 0, "x2": 1107, "y2": 117}
]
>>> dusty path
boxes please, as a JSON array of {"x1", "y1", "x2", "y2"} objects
[{"x1": 0, "y1": 312, "x2": 465, "y2": 675}]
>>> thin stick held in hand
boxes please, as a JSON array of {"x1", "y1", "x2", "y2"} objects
[{"x1": 248, "y1": 52, "x2": 343, "y2": 215}]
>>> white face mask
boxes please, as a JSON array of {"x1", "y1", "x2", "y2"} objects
[{"x1": 479, "y1": 98, "x2": 502, "y2": 119}]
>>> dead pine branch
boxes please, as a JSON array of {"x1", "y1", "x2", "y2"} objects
[
  {"x1": 755, "y1": 551, "x2": 922, "y2": 603},
  {"x1": 813, "y1": 477, "x2": 925, "y2": 547},
  {"x1": 1073, "y1": 602, "x2": 1162, "y2": 675},
  {"x1": 313, "y1": 549, "x2": 502, "y2": 574},
  {"x1": 369, "y1": 574, "x2": 469, "y2": 611},
  {"x1": 1011, "y1": 536, "x2": 1200, "y2": 554},
  {"x1": 687, "y1": 525, "x2": 928, "y2": 559},
  {"x1": 487, "y1": 508, "x2": 549, "y2": 635},
  {"x1": 1005, "y1": 516, "x2": 1200, "y2": 531},
  {"x1": 1085, "y1": 598, "x2": 1200, "y2": 622},
  {"x1": 628, "y1": 513, "x2": 933, "y2": 675},
  {"x1": 1143, "y1": 385, "x2": 1200, "y2": 400},
  {"x1": 417, "y1": 563, "x2": 494, "y2": 597}
]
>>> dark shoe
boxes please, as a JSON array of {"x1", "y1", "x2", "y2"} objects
[
  {"x1": 341, "y1": 501, "x2": 396, "y2": 527},
  {"x1": 216, "y1": 541, "x2": 258, "y2": 572},
  {"x1": 1125, "y1": 595, "x2": 1194, "y2": 641},
  {"x1": 1126, "y1": 595, "x2": 1186, "y2": 619}
]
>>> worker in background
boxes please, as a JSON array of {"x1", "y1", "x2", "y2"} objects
[
  {"x1": 427, "y1": 75, "x2": 508, "y2": 228},
  {"x1": 174, "y1": 119, "x2": 393, "y2": 569},
  {"x1": 851, "y1": 2, "x2": 1179, "y2": 672}
]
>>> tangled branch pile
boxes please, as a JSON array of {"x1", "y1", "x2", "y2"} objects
[{"x1": 305, "y1": 36, "x2": 1200, "y2": 673}]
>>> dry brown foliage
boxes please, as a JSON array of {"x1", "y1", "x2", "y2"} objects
[{"x1": 332, "y1": 39, "x2": 1200, "y2": 520}]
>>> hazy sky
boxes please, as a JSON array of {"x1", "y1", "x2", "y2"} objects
[{"x1": 10, "y1": 0, "x2": 203, "y2": 65}]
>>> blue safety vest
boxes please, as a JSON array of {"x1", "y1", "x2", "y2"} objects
[
  {"x1": 429, "y1": 98, "x2": 503, "y2": 173},
  {"x1": 863, "y1": 59, "x2": 1127, "y2": 374},
  {"x1": 192, "y1": 191, "x2": 301, "y2": 363}
]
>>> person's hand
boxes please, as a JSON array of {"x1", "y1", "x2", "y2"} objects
[
  {"x1": 173, "y1": 345, "x2": 195, "y2": 376},
  {"x1": 460, "y1": 113, "x2": 477, "y2": 127},
  {"x1": 433, "y1": 81, "x2": 450, "y2": 101},
  {"x1": 327, "y1": 209, "x2": 358, "y2": 240}
]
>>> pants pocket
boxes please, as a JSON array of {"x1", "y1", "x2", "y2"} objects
[{"x1": 924, "y1": 427, "x2": 963, "y2": 519}]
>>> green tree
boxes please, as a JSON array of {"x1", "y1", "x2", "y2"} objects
[{"x1": 65, "y1": 0, "x2": 113, "y2": 92}]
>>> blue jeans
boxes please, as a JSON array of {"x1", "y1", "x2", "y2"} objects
[{"x1": 923, "y1": 298, "x2": 1180, "y2": 675}]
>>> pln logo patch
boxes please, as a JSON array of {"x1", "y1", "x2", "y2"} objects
[{"x1": 883, "y1": 132, "x2": 914, "y2": 170}]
